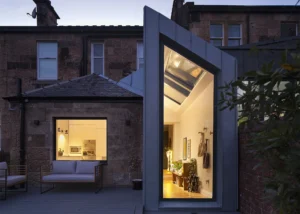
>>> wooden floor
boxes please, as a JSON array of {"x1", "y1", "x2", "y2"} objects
[{"x1": 163, "y1": 170, "x2": 208, "y2": 199}]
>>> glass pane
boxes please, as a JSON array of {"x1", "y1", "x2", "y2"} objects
[
  {"x1": 210, "y1": 39, "x2": 223, "y2": 47},
  {"x1": 210, "y1": 24, "x2": 223, "y2": 37},
  {"x1": 56, "y1": 119, "x2": 107, "y2": 161},
  {"x1": 137, "y1": 42, "x2": 144, "y2": 58},
  {"x1": 38, "y1": 43, "x2": 57, "y2": 58},
  {"x1": 164, "y1": 46, "x2": 203, "y2": 88},
  {"x1": 164, "y1": 83, "x2": 186, "y2": 104},
  {"x1": 228, "y1": 39, "x2": 241, "y2": 46},
  {"x1": 163, "y1": 45, "x2": 214, "y2": 199},
  {"x1": 93, "y1": 58, "x2": 104, "y2": 75},
  {"x1": 228, "y1": 25, "x2": 241, "y2": 38},
  {"x1": 39, "y1": 59, "x2": 57, "y2": 79},
  {"x1": 281, "y1": 23, "x2": 297, "y2": 37},
  {"x1": 93, "y1": 44, "x2": 104, "y2": 57},
  {"x1": 138, "y1": 58, "x2": 144, "y2": 70}
]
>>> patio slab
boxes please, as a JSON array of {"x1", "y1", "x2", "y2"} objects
[{"x1": 0, "y1": 184, "x2": 143, "y2": 214}]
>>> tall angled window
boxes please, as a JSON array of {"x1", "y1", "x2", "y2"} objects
[
  {"x1": 92, "y1": 43, "x2": 104, "y2": 75},
  {"x1": 37, "y1": 42, "x2": 58, "y2": 80},
  {"x1": 163, "y1": 46, "x2": 214, "y2": 199},
  {"x1": 137, "y1": 42, "x2": 144, "y2": 70},
  {"x1": 210, "y1": 24, "x2": 223, "y2": 47}
]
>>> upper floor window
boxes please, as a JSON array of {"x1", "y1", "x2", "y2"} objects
[
  {"x1": 91, "y1": 43, "x2": 104, "y2": 75},
  {"x1": 281, "y1": 22, "x2": 298, "y2": 38},
  {"x1": 137, "y1": 42, "x2": 144, "y2": 70},
  {"x1": 37, "y1": 42, "x2": 58, "y2": 80},
  {"x1": 228, "y1": 24, "x2": 242, "y2": 46},
  {"x1": 210, "y1": 24, "x2": 223, "y2": 46}
]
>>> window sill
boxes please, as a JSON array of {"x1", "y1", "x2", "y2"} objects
[
  {"x1": 33, "y1": 80, "x2": 60, "y2": 87},
  {"x1": 159, "y1": 201, "x2": 222, "y2": 209}
]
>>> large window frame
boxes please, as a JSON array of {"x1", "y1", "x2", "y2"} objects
[
  {"x1": 228, "y1": 24, "x2": 242, "y2": 46},
  {"x1": 159, "y1": 34, "x2": 219, "y2": 202},
  {"x1": 37, "y1": 42, "x2": 58, "y2": 80},
  {"x1": 91, "y1": 43, "x2": 105, "y2": 75},
  {"x1": 210, "y1": 24, "x2": 224, "y2": 47},
  {"x1": 53, "y1": 117, "x2": 108, "y2": 164}
]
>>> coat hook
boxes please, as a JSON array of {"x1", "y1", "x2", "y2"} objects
[
  {"x1": 203, "y1": 127, "x2": 208, "y2": 132},
  {"x1": 210, "y1": 131, "x2": 213, "y2": 135}
]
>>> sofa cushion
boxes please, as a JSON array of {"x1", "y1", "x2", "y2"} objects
[
  {"x1": 76, "y1": 161, "x2": 100, "y2": 174},
  {"x1": 52, "y1": 161, "x2": 76, "y2": 174},
  {"x1": 0, "y1": 175, "x2": 26, "y2": 186},
  {"x1": 42, "y1": 174, "x2": 95, "y2": 182},
  {"x1": 0, "y1": 162, "x2": 7, "y2": 177}
]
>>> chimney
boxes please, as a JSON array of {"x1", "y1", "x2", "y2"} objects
[{"x1": 33, "y1": 0, "x2": 60, "y2": 26}]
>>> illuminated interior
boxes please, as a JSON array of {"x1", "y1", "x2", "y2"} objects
[
  {"x1": 55, "y1": 119, "x2": 107, "y2": 161},
  {"x1": 163, "y1": 46, "x2": 214, "y2": 199}
]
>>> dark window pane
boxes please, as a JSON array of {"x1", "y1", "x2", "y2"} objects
[
  {"x1": 228, "y1": 25, "x2": 241, "y2": 38},
  {"x1": 210, "y1": 24, "x2": 223, "y2": 37},
  {"x1": 281, "y1": 23, "x2": 297, "y2": 37},
  {"x1": 39, "y1": 59, "x2": 57, "y2": 79},
  {"x1": 93, "y1": 44, "x2": 104, "y2": 57},
  {"x1": 93, "y1": 58, "x2": 104, "y2": 75},
  {"x1": 210, "y1": 39, "x2": 222, "y2": 47},
  {"x1": 228, "y1": 39, "x2": 241, "y2": 46}
]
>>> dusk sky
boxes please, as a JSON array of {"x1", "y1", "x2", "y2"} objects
[{"x1": 0, "y1": 0, "x2": 298, "y2": 26}]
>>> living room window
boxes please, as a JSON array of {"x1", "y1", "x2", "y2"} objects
[
  {"x1": 228, "y1": 24, "x2": 242, "y2": 46},
  {"x1": 137, "y1": 42, "x2": 144, "y2": 70},
  {"x1": 55, "y1": 118, "x2": 107, "y2": 161},
  {"x1": 281, "y1": 22, "x2": 298, "y2": 38},
  {"x1": 210, "y1": 24, "x2": 223, "y2": 47},
  {"x1": 91, "y1": 43, "x2": 104, "y2": 75},
  {"x1": 37, "y1": 42, "x2": 58, "y2": 80}
]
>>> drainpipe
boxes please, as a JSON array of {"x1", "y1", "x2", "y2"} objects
[
  {"x1": 81, "y1": 36, "x2": 88, "y2": 76},
  {"x1": 246, "y1": 13, "x2": 250, "y2": 44},
  {"x1": 18, "y1": 79, "x2": 26, "y2": 166}
]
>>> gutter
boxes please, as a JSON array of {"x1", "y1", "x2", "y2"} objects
[
  {"x1": 17, "y1": 79, "x2": 26, "y2": 166},
  {"x1": 246, "y1": 13, "x2": 250, "y2": 44},
  {"x1": 3, "y1": 96, "x2": 143, "y2": 102},
  {"x1": 81, "y1": 36, "x2": 88, "y2": 76}
]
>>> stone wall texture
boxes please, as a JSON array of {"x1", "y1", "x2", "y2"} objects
[
  {"x1": 24, "y1": 101, "x2": 143, "y2": 187},
  {"x1": 189, "y1": 13, "x2": 300, "y2": 45},
  {"x1": 239, "y1": 131, "x2": 275, "y2": 214},
  {"x1": 0, "y1": 33, "x2": 142, "y2": 162}
]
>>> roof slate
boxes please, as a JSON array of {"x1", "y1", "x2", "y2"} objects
[{"x1": 22, "y1": 74, "x2": 142, "y2": 98}]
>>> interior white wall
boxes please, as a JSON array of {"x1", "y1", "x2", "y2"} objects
[
  {"x1": 164, "y1": 74, "x2": 214, "y2": 196},
  {"x1": 56, "y1": 120, "x2": 69, "y2": 154}
]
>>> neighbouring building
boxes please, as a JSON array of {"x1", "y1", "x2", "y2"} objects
[
  {"x1": 0, "y1": 0, "x2": 143, "y2": 187},
  {"x1": 171, "y1": 0, "x2": 300, "y2": 46}
]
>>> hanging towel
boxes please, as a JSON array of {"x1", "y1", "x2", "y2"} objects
[
  {"x1": 203, "y1": 153, "x2": 210, "y2": 169},
  {"x1": 198, "y1": 133, "x2": 206, "y2": 157}
]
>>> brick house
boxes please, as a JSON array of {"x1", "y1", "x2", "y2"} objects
[
  {"x1": 0, "y1": 0, "x2": 143, "y2": 187},
  {"x1": 171, "y1": 0, "x2": 300, "y2": 45},
  {"x1": 1, "y1": 0, "x2": 299, "y2": 213}
]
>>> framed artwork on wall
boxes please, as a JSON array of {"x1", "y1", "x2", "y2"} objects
[
  {"x1": 183, "y1": 137, "x2": 187, "y2": 160},
  {"x1": 187, "y1": 139, "x2": 191, "y2": 159}
]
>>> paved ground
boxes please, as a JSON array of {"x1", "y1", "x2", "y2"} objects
[{"x1": 0, "y1": 184, "x2": 143, "y2": 214}]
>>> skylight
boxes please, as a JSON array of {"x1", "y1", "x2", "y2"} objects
[{"x1": 164, "y1": 46, "x2": 204, "y2": 105}]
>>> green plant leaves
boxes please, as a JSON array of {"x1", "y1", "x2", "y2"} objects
[{"x1": 218, "y1": 49, "x2": 300, "y2": 214}]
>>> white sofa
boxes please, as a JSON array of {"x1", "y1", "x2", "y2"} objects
[
  {"x1": 0, "y1": 162, "x2": 28, "y2": 200},
  {"x1": 40, "y1": 160, "x2": 103, "y2": 194}
]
